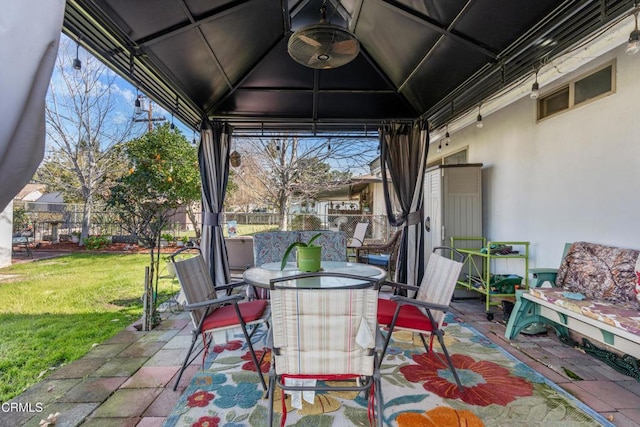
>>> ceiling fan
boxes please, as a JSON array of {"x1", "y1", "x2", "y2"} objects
[{"x1": 287, "y1": 3, "x2": 360, "y2": 69}]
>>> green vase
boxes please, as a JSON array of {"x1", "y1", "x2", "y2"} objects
[{"x1": 296, "y1": 245, "x2": 322, "y2": 272}]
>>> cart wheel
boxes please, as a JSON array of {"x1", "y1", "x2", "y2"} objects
[{"x1": 486, "y1": 312, "x2": 494, "y2": 321}]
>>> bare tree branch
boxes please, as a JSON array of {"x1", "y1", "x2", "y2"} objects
[
  {"x1": 37, "y1": 38, "x2": 134, "y2": 243},
  {"x1": 226, "y1": 135, "x2": 377, "y2": 229}
]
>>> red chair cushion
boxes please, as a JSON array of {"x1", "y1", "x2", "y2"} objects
[
  {"x1": 377, "y1": 298, "x2": 434, "y2": 332},
  {"x1": 202, "y1": 299, "x2": 268, "y2": 330}
]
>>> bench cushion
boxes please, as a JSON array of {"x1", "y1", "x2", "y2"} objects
[
  {"x1": 556, "y1": 242, "x2": 640, "y2": 309},
  {"x1": 529, "y1": 287, "x2": 640, "y2": 336}
]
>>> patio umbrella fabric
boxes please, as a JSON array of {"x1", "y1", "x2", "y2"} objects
[
  {"x1": 198, "y1": 120, "x2": 231, "y2": 287},
  {"x1": 380, "y1": 120, "x2": 429, "y2": 287},
  {"x1": 0, "y1": 1, "x2": 64, "y2": 211}
]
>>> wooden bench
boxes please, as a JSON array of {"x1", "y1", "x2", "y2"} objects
[{"x1": 505, "y1": 241, "x2": 640, "y2": 359}]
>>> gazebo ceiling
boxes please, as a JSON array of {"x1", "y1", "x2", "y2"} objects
[{"x1": 63, "y1": 0, "x2": 636, "y2": 133}]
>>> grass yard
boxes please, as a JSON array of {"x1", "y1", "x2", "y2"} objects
[
  {"x1": 223, "y1": 223, "x2": 278, "y2": 237},
  {"x1": 0, "y1": 253, "x2": 179, "y2": 402}
]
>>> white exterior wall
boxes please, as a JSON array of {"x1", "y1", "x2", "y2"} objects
[
  {"x1": 429, "y1": 45, "x2": 640, "y2": 268},
  {"x1": 0, "y1": 202, "x2": 13, "y2": 268}
]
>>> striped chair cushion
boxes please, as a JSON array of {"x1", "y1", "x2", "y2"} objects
[
  {"x1": 270, "y1": 288, "x2": 378, "y2": 376},
  {"x1": 415, "y1": 253, "x2": 464, "y2": 329}
]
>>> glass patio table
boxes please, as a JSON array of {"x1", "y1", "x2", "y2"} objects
[{"x1": 243, "y1": 261, "x2": 387, "y2": 289}]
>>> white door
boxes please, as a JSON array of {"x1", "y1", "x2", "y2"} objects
[{"x1": 424, "y1": 167, "x2": 443, "y2": 264}]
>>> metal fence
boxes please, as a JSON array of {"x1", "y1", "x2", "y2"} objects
[{"x1": 13, "y1": 201, "x2": 395, "y2": 244}]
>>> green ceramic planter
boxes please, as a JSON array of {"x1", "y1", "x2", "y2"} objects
[{"x1": 296, "y1": 245, "x2": 322, "y2": 272}]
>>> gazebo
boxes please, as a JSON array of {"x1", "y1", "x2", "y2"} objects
[{"x1": 2, "y1": 0, "x2": 638, "y2": 279}]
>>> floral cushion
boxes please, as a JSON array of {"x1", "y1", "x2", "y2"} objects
[
  {"x1": 635, "y1": 256, "x2": 640, "y2": 306},
  {"x1": 555, "y1": 242, "x2": 640, "y2": 309},
  {"x1": 252, "y1": 231, "x2": 300, "y2": 266},
  {"x1": 252, "y1": 231, "x2": 348, "y2": 266},
  {"x1": 299, "y1": 230, "x2": 347, "y2": 262},
  {"x1": 529, "y1": 287, "x2": 640, "y2": 337}
]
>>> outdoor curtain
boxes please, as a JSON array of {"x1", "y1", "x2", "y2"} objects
[
  {"x1": 199, "y1": 119, "x2": 232, "y2": 287},
  {"x1": 380, "y1": 120, "x2": 429, "y2": 287},
  {"x1": 0, "y1": 1, "x2": 65, "y2": 211}
]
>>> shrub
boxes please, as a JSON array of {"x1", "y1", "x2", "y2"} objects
[
  {"x1": 84, "y1": 235, "x2": 111, "y2": 250},
  {"x1": 12, "y1": 206, "x2": 29, "y2": 233}
]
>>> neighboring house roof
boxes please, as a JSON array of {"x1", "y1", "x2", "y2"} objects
[
  {"x1": 316, "y1": 175, "x2": 382, "y2": 201},
  {"x1": 14, "y1": 184, "x2": 46, "y2": 202},
  {"x1": 36, "y1": 192, "x2": 64, "y2": 204}
]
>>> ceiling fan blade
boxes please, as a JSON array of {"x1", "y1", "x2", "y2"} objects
[
  {"x1": 331, "y1": 39, "x2": 359, "y2": 55},
  {"x1": 298, "y1": 34, "x2": 322, "y2": 47}
]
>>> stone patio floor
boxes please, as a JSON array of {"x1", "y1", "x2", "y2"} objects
[{"x1": 3, "y1": 251, "x2": 640, "y2": 426}]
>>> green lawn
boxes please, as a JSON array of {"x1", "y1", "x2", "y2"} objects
[
  {"x1": 223, "y1": 223, "x2": 278, "y2": 237},
  {"x1": 0, "y1": 253, "x2": 178, "y2": 402}
]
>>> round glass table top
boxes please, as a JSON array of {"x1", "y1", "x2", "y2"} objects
[{"x1": 243, "y1": 261, "x2": 386, "y2": 288}]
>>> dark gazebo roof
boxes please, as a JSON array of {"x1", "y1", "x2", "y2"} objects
[{"x1": 63, "y1": 0, "x2": 636, "y2": 132}]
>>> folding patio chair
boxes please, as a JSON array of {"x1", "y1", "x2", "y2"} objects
[
  {"x1": 348, "y1": 222, "x2": 369, "y2": 248},
  {"x1": 376, "y1": 246, "x2": 466, "y2": 391},
  {"x1": 170, "y1": 247, "x2": 270, "y2": 391},
  {"x1": 267, "y1": 272, "x2": 383, "y2": 427}
]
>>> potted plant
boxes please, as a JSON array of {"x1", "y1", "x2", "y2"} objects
[
  {"x1": 281, "y1": 232, "x2": 323, "y2": 272},
  {"x1": 71, "y1": 231, "x2": 81, "y2": 244}
]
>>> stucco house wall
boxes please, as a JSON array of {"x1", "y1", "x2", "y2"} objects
[{"x1": 430, "y1": 44, "x2": 640, "y2": 268}]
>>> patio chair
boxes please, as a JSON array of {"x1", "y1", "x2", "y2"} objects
[
  {"x1": 170, "y1": 247, "x2": 270, "y2": 391},
  {"x1": 377, "y1": 246, "x2": 465, "y2": 392},
  {"x1": 355, "y1": 229, "x2": 402, "y2": 271},
  {"x1": 348, "y1": 222, "x2": 369, "y2": 248},
  {"x1": 267, "y1": 272, "x2": 383, "y2": 427}
]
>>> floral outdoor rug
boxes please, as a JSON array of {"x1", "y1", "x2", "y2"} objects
[{"x1": 163, "y1": 314, "x2": 613, "y2": 427}]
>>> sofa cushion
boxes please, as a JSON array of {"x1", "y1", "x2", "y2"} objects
[
  {"x1": 529, "y1": 287, "x2": 640, "y2": 337},
  {"x1": 555, "y1": 242, "x2": 640, "y2": 309}
]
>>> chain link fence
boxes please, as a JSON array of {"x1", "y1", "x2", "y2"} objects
[{"x1": 13, "y1": 202, "x2": 396, "y2": 245}]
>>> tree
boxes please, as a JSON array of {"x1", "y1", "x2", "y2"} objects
[
  {"x1": 230, "y1": 136, "x2": 376, "y2": 230},
  {"x1": 37, "y1": 37, "x2": 133, "y2": 244},
  {"x1": 106, "y1": 124, "x2": 200, "y2": 328}
]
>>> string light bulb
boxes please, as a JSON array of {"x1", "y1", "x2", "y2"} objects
[
  {"x1": 437, "y1": 141, "x2": 442, "y2": 153},
  {"x1": 627, "y1": 11, "x2": 640, "y2": 55},
  {"x1": 476, "y1": 104, "x2": 484, "y2": 128},
  {"x1": 73, "y1": 40, "x2": 82, "y2": 70},
  {"x1": 445, "y1": 126, "x2": 450, "y2": 146},
  {"x1": 530, "y1": 70, "x2": 540, "y2": 99}
]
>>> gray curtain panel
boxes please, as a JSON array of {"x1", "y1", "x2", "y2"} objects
[
  {"x1": 0, "y1": 1, "x2": 65, "y2": 211},
  {"x1": 199, "y1": 120, "x2": 231, "y2": 288},
  {"x1": 380, "y1": 120, "x2": 429, "y2": 287}
]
